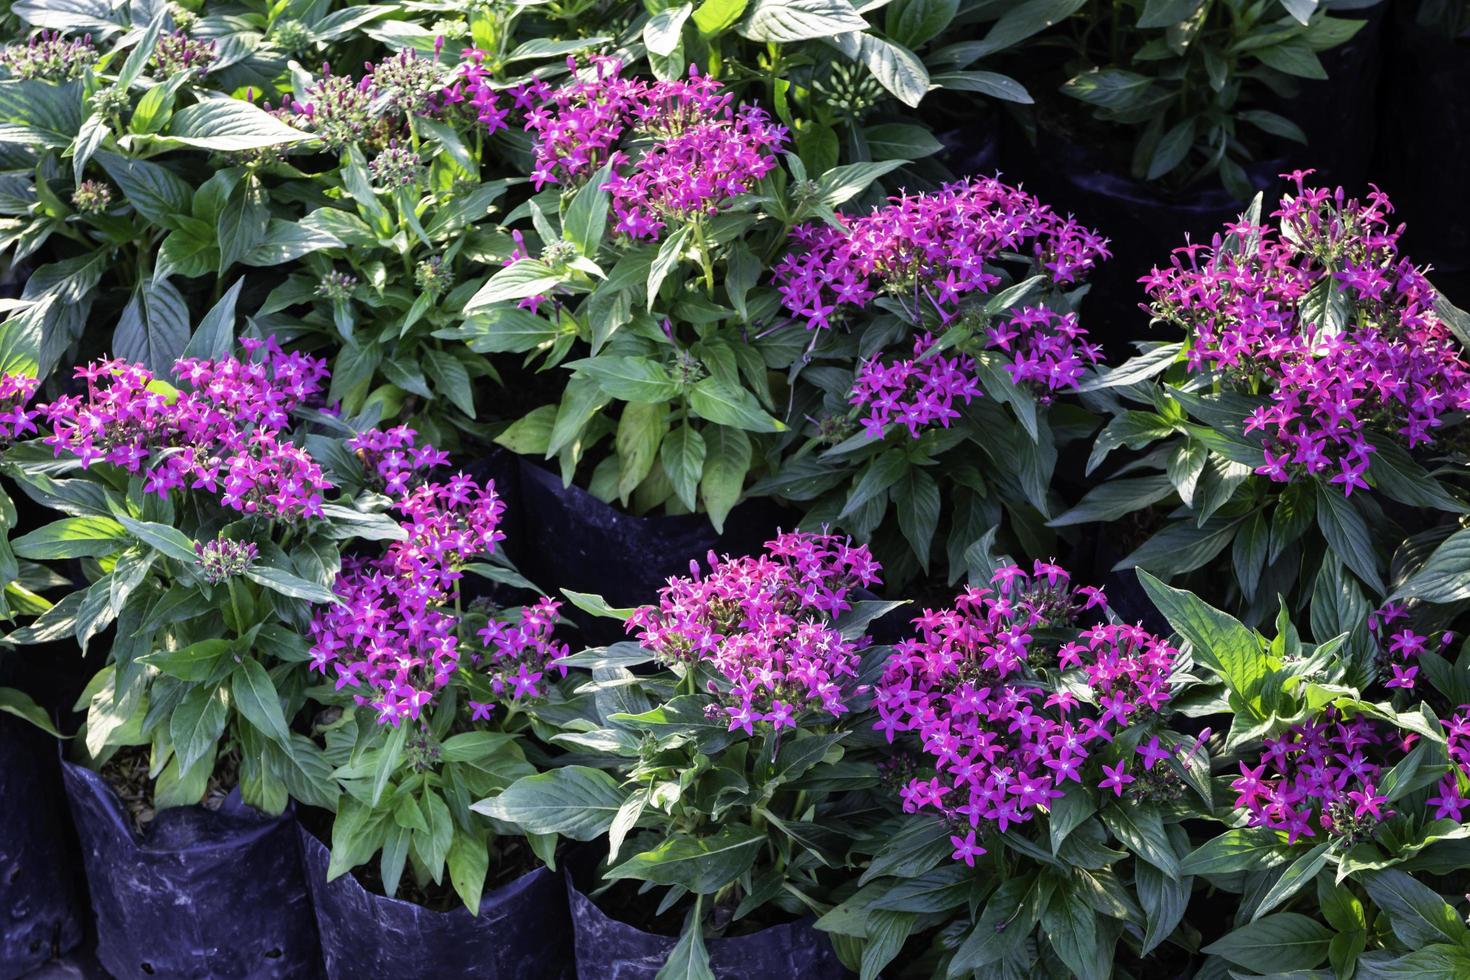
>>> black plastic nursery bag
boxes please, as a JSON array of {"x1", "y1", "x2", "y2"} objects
[
  {"x1": 0, "y1": 718, "x2": 83, "y2": 979},
  {"x1": 566, "y1": 873, "x2": 849, "y2": 980},
  {"x1": 60, "y1": 761, "x2": 323, "y2": 979},
  {"x1": 298, "y1": 827, "x2": 574, "y2": 980},
  {"x1": 500, "y1": 457, "x2": 786, "y2": 644}
]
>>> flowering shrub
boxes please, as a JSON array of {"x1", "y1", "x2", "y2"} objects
[
  {"x1": 755, "y1": 177, "x2": 1110, "y2": 588},
  {"x1": 1060, "y1": 176, "x2": 1470, "y2": 639},
  {"x1": 480, "y1": 531, "x2": 892, "y2": 975}
]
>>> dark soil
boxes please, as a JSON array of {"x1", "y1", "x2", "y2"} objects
[{"x1": 98, "y1": 745, "x2": 240, "y2": 835}]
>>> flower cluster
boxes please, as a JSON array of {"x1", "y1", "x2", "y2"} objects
[
  {"x1": 1428, "y1": 707, "x2": 1470, "y2": 821},
  {"x1": 1143, "y1": 173, "x2": 1470, "y2": 495},
  {"x1": 0, "y1": 374, "x2": 39, "y2": 443},
  {"x1": 369, "y1": 141, "x2": 422, "y2": 189},
  {"x1": 149, "y1": 29, "x2": 216, "y2": 78},
  {"x1": 0, "y1": 30, "x2": 96, "y2": 81},
  {"x1": 773, "y1": 177, "x2": 1110, "y2": 329},
  {"x1": 988, "y1": 306, "x2": 1102, "y2": 398},
  {"x1": 523, "y1": 58, "x2": 785, "y2": 240},
  {"x1": 39, "y1": 340, "x2": 332, "y2": 519},
  {"x1": 71, "y1": 179, "x2": 112, "y2": 214},
  {"x1": 873, "y1": 562, "x2": 1177, "y2": 862},
  {"x1": 1369, "y1": 601, "x2": 1454, "y2": 690},
  {"x1": 194, "y1": 538, "x2": 258, "y2": 585},
  {"x1": 468, "y1": 597, "x2": 570, "y2": 719},
  {"x1": 1230, "y1": 708, "x2": 1397, "y2": 844},
  {"x1": 441, "y1": 48, "x2": 546, "y2": 137},
  {"x1": 309, "y1": 428, "x2": 512, "y2": 725},
  {"x1": 850, "y1": 334, "x2": 982, "y2": 438},
  {"x1": 368, "y1": 48, "x2": 443, "y2": 118},
  {"x1": 348, "y1": 424, "x2": 450, "y2": 495},
  {"x1": 290, "y1": 66, "x2": 377, "y2": 150},
  {"x1": 627, "y1": 532, "x2": 882, "y2": 734}
]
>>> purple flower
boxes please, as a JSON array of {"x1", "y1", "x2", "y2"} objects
[
  {"x1": 873, "y1": 561, "x2": 1178, "y2": 860},
  {"x1": 0, "y1": 30, "x2": 97, "y2": 81},
  {"x1": 772, "y1": 177, "x2": 1109, "y2": 329},
  {"x1": 0, "y1": 374, "x2": 39, "y2": 442},
  {"x1": 38, "y1": 340, "x2": 332, "y2": 520},
  {"x1": 850, "y1": 333, "x2": 981, "y2": 438},
  {"x1": 626, "y1": 531, "x2": 882, "y2": 730},
  {"x1": 1144, "y1": 172, "x2": 1470, "y2": 496}
]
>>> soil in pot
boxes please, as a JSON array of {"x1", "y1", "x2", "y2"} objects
[
  {"x1": 295, "y1": 821, "x2": 574, "y2": 980},
  {"x1": 61, "y1": 746, "x2": 322, "y2": 980},
  {"x1": 564, "y1": 851, "x2": 849, "y2": 980},
  {"x1": 0, "y1": 715, "x2": 83, "y2": 980}
]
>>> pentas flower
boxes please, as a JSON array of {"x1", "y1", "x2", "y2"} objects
[
  {"x1": 0, "y1": 30, "x2": 96, "y2": 81},
  {"x1": 149, "y1": 30, "x2": 215, "y2": 78},
  {"x1": 1143, "y1": 172, "x2": 1470, "y2": 495},
  {"x1": 850, "y1": 334, "x2": 982, "y2": 438},
  {"x1": 1230, "y1": 708, "x2": 1402, "y2": 845},
  {"x1": 0, "y1": 374, "x2": 39, "y2": 442},
  {"x1": 626, "y1": 532, "x2": 882, "y2": 735},
  {"x1": 194, "y1": 538, "x2": 258, "y2": 585},
  {"x1": 310, "y1": 428, "x2": 511, "y2": 725},
  {"x1": 440, "y1": 48, "x2": 549, "y2": 137},
  {"x1": 348, "y1": 424, "x2": 451, "y2": 495},
  {"x1": 989, "y1": 306, "x2": 1102, "y2": 398},
  {"x1": 38, "y1": 339, "x2": 332, "y2": 519},
  {"x1": 290, "y1": 66, "x2": 377, "y2": 150},
  {"x1": 1368, "y1": 600, "x2": 1454, "y2": 690},
  {"x1": 367, "y1": 48, "x2": 443, "y2": 118},
  {"x1": 467, "y1": 597, "x2": 571, "y2": 719},
  {"x1": 873, "y1": 561, "x2": 1177, "y2": 858},
  {"x1": 521, "y1": 58, "x2": 785, "y2": 240},
  {"x1": 1428, "y1": 708, "x2": 1470, "y2": 822},
  {"x1": 772, "y1": 177, "x2": 1109, "y2": 329}
]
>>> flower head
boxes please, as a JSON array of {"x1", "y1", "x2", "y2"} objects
[{"x1": 0, "y1": 30, "x2": 97, "y2": 81}]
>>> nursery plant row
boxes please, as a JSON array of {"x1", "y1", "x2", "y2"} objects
[{"x1": 2, "y1": 1, "x2": 1470, "y2": 978}]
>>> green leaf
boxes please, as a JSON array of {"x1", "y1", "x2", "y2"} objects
[
  {"x1": 607, "y1": 824, "x2": 764, "y2": 894},
  {"x1": 1137, "y1": 569, "x2": 1269, "y2": 709},
  {"x1": 858, "y1": 35, "x2": 929, "y2": 109},
  {"x1": 1200, "y1": 913, "x2": 1332, "y2": 973},
  {"x1": 1179, "y1": 827, "x2": 1291, "y2": 875},
  {"x1": 1316, "y1": 483, "x2": 1384, "y2": 595},
  {"x1": 1256, "y1": 40, "x2": 1327, "y2": 79},
  {"x1": 169, "y1": 683, "x2": 229, "y2": 775},
  {"x1": 12, "y1": 516, "x2": 127, "y2": 559},
  {"x1": 1392, "y1": 528, "x2": 1470, "y2": 604},
  {"x1": 1146, "y1": 118, "x2": 1195, "y2": 180},
  {"x1": 0, "y1": 686, "x2": 62, "y2": 737},
  {"x1": 115, "y1": 278, "x2": 190, "y2": 376},
  {"x1": 1049, "y1": 475, "x2": 1175, "y2": 527},
  {"x1": 1136, "y1": 861, "x2": 1189, "y2": 956},
  {"x1": 447, "y1": 832, "x2": 490, "y2": 913},
  {"x1": 692, "y1": 0, "x2": 749, "y2": 35},
  {"x1": 139, "y1": 638, "x2": 231, "y2": 682},
  {"x1": 118, "y1": 515, "x2": 197, "y2": 563},
  {"x1": 1101, "y1": 804, "x2": 1178, "y2": 880},
  {"x1": 570, "y1": 356, "x2": 681, "y2": 403},
  {"x1": 657, "y1": 897, "x2": 716, "y2": 980},
  {"x1": 562, "y1": 162, "x2": 613, "y2": 255},
  {"x1": 687, "y1": 378, "x2": 784, "y2": 432},
  {"x1": 1358, "y1": 868, "x2": 1470, "y2": 948},
  {"x1": 231, "y1": 659, "x2": 292, "y2": 750},
  {"x1": 96, "y1": 152, "x2": 192, "y2": 226},
  {"x1": 839, "y1": 451, "x2": 907, "y2": 519},
  {"x1": 464, "y1": 260, "x2": 565, "y2": 312},
  {"x1": 661, "y1": 424, "x2": 707, "y2": 511},
  {"x1": 647, "y1": 224, "x2": 691, "y2": 309},
  {"x1": 471, "y1": 766, "x2": 627, "y2": 839},
  {"x1": 700, "y1": 426, "x2": 750, "y2": 534},
  {"x1": 1041, "y1": 880, "x2": 1101, "y2": 980},
  {"x1": 560, "y1": 590, "x2": 637, "y2": 621},
  {"x1": 1251, "y1": 843, "x2": 1329, "y2": 921},
  {"x1": 168, "y1": 98, "x2": 311, "y2": 151},
  {"x1": 645, "y1": 3, "x2": 692, "y2": 56},
  {"x1": 183, "y1": 277, "x2": 242, "y2": 361},
  {"x1": 243, "y1": 564, "x2": 338, "y2": 604},
  {"x1": 738, "y1": 0, "x2": 867, "y2": 42}
]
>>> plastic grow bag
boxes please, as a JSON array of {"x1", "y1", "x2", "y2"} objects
[
  {"x1": 491, "y1": 456, "x2": 788, "y2": 644},
  {"x1": 0, "y1": 717, "x2": 82, "y2": 979},
  {"x1": 566, "y1": 870, "x2": 849, "y2": 980},
  {"x1": 297, "y1": 826, "x2": 574, "y2": 980},
  {"x1": 60, "y1": 760, "x2": 322, "y2": 980}
]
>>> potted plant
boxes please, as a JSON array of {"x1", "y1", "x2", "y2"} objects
[
  {"x1": 480, "y1": 530, "x2": 890, "y2": 978},
  {"x1": 1, "y1": 323, "x2": 395, "y2": 978},
  {"x1": 758, "y1": 173, "x2": 1111, "y2": 592},
  {"x1": 295, "y1": 424, "x2": 575, "y2": 979},
  {"x1": 1056, "y1": 174, "x2": 1470, "y2": 641}
]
